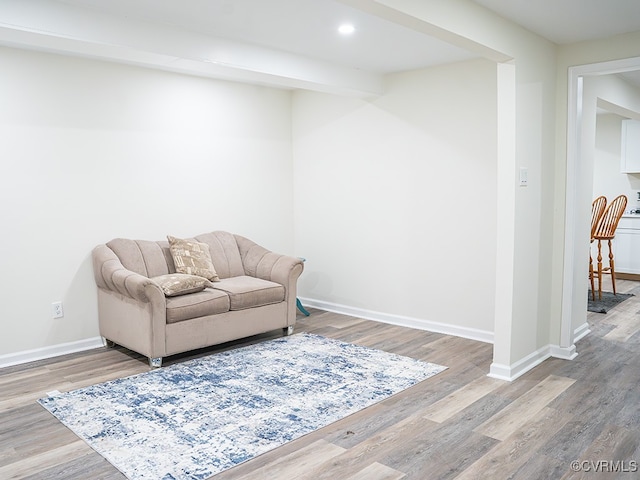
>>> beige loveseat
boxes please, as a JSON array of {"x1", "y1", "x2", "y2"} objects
[{"x1": 91, "y1": 231, "x2": 304, "y2": 367}]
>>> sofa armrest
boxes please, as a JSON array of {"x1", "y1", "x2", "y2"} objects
[
  {"x1": 266, "y1": 256, "x2": 304, "y2": 293},
  {"x1": 234, "y1": 235, "x2": 304, "y2": 295},
  {"x1": 92, "y1": 244, "x2": 163, "y2": 303}
]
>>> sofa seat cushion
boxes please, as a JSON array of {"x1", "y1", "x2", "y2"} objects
[
  {"x1": 165, "y1": 289, "x2": 230, "y2": 324},
  {"x1": 211, "y1": 276, "x2": 285, "y2": 310}
]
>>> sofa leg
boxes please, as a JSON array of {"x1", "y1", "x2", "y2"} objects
[
  {"x1": 103, "y1": 338, "x2": 116, "y2": 348},
  {"x1": 149, "y1": 357, "x2": 163, "y2": 368},
  {"x1": 283, "y1": 325, "x2": 294, "y2": 336}
]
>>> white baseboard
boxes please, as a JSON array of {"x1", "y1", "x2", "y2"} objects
[
  {"x1": 298, "y1": 297, "x2": 494, "y2": 344},
  {"x1": 0, "y1": 337, "x2": 105, "y2": 370},
  {"x1": 548, "y1": 322, "x2": 587, "y2": 360},
  {"x1": 488, "y1": 344, "x2": 552, "y2": 381},
  {"x1": 573, "y1": 322, "x2": 591, "y2": 343},
  {"x1": 299, "y1": 298, "x2": 584, "y2": 382},
  {"x1": 488, "y1": 341, "x2": 579, "y2": 381},
  {"x1": 487, "y1": 362, "x2": 513, "y2": 381},
  {"x1": 549, "y1": 343, "x2": 578, "y2": 360}
]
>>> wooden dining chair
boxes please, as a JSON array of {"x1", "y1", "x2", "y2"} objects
[
  {"x1": 589, "y1": 196, "x2": 607, "y2": 300},
  {"x1": 590, "y1": 196, "x2": 607, "y2": 238},
  {"x1": 592, "y1": 194, "x2": 627, "y2": 300}
]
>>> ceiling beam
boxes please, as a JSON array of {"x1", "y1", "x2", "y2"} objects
[{"x1": 0, "y1": 0, "x2": 384, "y2": 97}]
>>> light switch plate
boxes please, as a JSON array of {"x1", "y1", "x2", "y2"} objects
[{"x1": 519, "y1": 167, "x2": 528, "y2": 186}]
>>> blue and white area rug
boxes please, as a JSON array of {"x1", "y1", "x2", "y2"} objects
[{"x1": 38, "y1": 333, "x2": 446, "y2": 480}]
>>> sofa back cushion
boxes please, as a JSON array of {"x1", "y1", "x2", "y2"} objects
[
  {"x1": 194, "y1": 231, "x2": 245, "y2": 279},
  {"x1": 106, "y1": 238, "x2": 172, "y2": 278},
  {"x1": 105, "y1": 231, "x2": 245, "y2": 280}
]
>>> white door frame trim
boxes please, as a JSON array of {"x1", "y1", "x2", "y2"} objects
[{"x1": 562, "y1": 55, "x2": 640, "y2": 349}]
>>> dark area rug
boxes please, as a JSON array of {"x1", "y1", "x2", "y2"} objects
[{"x1": 588, "y1": 291, "x2": 634, "y2": 313}]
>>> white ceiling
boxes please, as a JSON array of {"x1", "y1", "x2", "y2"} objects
[
  {"x1": 473, "y1": 0, "x2": 640, "y2": 45},
  {"x1": 56, "y1": 0, "x2": 476, "y2": 74},
  {"x1": 472, "y1": 0, "x2": 640, "y2": 89},
  {"x1": 1, "y1": 0, "x2": 640, "y2": 93}
]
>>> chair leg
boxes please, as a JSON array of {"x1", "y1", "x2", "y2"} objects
[
  {"x1": 597, "y1": 240, "x2": 603, "y2": 300},
  {"x1": 608, "y1": 239, "x2": 617, "y2": 295},
  {"x1": 589, "y1": 253, "x2": 596, "y2": 301}
]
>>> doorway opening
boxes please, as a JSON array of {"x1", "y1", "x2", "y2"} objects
[{"x1": 562, "y1": 56, "x2": 640, "y2": 352}]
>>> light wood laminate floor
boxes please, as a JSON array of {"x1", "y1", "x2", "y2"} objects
[{"x1": 2, "y1": 279, "x2": 640, "y2": 479}]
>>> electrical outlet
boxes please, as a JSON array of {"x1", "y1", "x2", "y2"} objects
[{"x1": 52, "y1": 301, "x2": 64, "y2": 319}]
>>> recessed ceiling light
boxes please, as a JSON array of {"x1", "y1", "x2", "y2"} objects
[{"x1": 338, "y1": 24, "x2": 355, "y2": 35}]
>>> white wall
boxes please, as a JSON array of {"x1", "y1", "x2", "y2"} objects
[
  {"x1": 594, "y1": 113, "x2": 640, "y2": 202},
  {"x1": 378, "y1": 0, "x2": 558, "y2": 377},
  {"x1": 293, "y1": 58, "x2": 497, "y2": 338},
  {"x1": 380, "y1": 1, "x2": 640, "y2": 375},
  {"x1": 5, "y1": 1, "x2": 639, "y2": 378},
  {"x1": 0, "y1": 46, "x2": 294, "y2": 359},
  {"x1": 590, "y1": 75, "x2": 640, "y2": 205}
]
